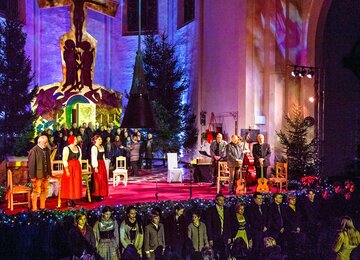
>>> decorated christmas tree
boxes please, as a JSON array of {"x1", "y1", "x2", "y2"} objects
[
  {"x1": 276, "y1": 105, "x2": 320, "y2": 180},
  {"x1": 143, "y1": 33, "x2": 198, "y2": 154},
  {"x1": 0, "y1": 12, "x2": 38, "y2": 158}
]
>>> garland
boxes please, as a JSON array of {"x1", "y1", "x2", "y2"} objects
[{"x1": 0, "y1": 183, "x2": 335, "y2": 227}]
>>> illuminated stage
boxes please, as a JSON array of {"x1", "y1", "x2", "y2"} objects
[{"x1": 1, "y1": 164, "x2": 280, "y2": 215}]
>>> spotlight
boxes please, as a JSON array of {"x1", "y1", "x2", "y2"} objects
[
  {"x1": 307, "y1": 70, "x2": 315, "y2": 78},
  {"x1": 299, "y1": 67, "x2": 307, "y2": 77}
]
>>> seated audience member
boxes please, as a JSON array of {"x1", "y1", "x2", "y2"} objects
[
  {"x1": 120, "y1": 206, "x2": 144, "y2": 258},
  {"x1": 188, "y1": 209, "x2": 208, "y2": 259},
  {"x1": 68, "y1": 212, "x2": 96, "y2": 259},
  {"x1": 332, "y1": 216, "x2": 360, "y2": 260},
  {"x1": 144, "y1": 209, "x2": 165, "y2": 260},
  {"x1": 93, "y1": 206, "x2": 120, "y2": 259}
]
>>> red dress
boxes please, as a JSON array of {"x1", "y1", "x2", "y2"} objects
[
  {"x1": 61, "y1": 146, "x2": 82, "y2": 199},
  {"x1": 91, "y1": 146, "x2": 108, "y2": 197}
]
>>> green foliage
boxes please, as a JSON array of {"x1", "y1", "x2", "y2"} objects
[
  {"x1": 0, "y1": 12, "x2": 37, "y2": 158},
  {"x1": 14, "y1": 122, "x2": 35, "y2": 156},
  {"x1": 143, "y1": 33, "x2": 198, "y2": 154},
  {"x1": 276, "y1": 105, "x2": 320, "y2": 180}
]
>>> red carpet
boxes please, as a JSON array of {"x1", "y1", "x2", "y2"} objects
[{"x1": 1, "y1": 166, "x2": 273, "y2": 215}]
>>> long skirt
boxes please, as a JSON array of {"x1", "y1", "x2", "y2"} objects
[
  {"x1": 97, "y1": 238, "x2": 119, "y2": 260},
  {"x1": 61, "y1": 159, "x2": 82, "y2": 199},
  {"x1": 91, "y1": 160, "x2": 108, "y2": 197}
]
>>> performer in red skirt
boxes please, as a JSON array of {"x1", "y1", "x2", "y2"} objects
[
  {"x1": 91, "y1": 135, "x2": 108, "y2": 201},
  {"x1": 62, "y1": 135, "x2": 82, "y2": 207}
]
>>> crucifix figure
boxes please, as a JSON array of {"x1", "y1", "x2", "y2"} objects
[{"x1": 37, "y1": 0, "x2": 119, "y2": 91}]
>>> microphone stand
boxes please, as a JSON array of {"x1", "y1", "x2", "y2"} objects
[
  {"x1": 189, "y1": 169, "x2": 193, "y2": 199},
  {"x1": 155, "y1": 178, "x2": 158, "y2": 201}
]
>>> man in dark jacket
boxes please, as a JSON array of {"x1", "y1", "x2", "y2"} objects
[
  {"x1": 252, "y1": 134, "x2": 271, "y2": 179},
  {"x1": 206, "y1": 193, "x2": 232, "y2": 259},
  {"x1": 164, "y1": 204, "x2": 187, "y2": 258},
  {"x1": 245, "y1": 192, "x2": 268, "y2": 258},
  {"x1": 267, "y1": 193, "x2": 286, "y2": 248},
  {"x1": 210, "y1": 133, "x2": 227, "y2": 187},
  {"x1": 28, "y1": 135, "x2": 52, "y2": 211}
]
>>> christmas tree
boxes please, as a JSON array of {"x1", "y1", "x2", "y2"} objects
[
  {"x1": 276, "y1": 105, "x2": 320, "y2": 180},
  {"x1": 0, "y1": 12, "x2": 38, "y2": 158},
  {"x1": 143, "y1": 33, "x2": 198, "y2": 154}
]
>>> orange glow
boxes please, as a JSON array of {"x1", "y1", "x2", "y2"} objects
[{"x1": 308, "y1": 96, "x2": 315, "y2": 103}]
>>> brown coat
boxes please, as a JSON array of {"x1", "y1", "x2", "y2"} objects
[{"x1": 28, "y1": 145, "x2": 52, "y2": 179}]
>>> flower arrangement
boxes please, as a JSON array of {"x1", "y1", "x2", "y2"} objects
[{"x1": 300, "y1": 175, "x2": 320, "y2": 188}]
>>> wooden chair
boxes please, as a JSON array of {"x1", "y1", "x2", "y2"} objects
[
  {"x1": 112, "y1": 156, "x2": 128, "y2": 187},
  {"x1": 50, "y1": 160, "x2": 64, "y2": 207},
  {"x1": 269, "y1": 162, "x2": 288, "y2": 192},
  {"x1": 50, "y1": 148, "x2": 58, "y2": 161},
  {"x1": 217, "y1": 161, "x2": 230, "y2": 193},
  {"x1": 7, "y1": 169, "x2": 31, "y2": 211},
  {"x1": 81, "y1": 160, "x2": 92, "y2": 202}
]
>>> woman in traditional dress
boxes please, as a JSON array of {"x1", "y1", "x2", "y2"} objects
[
  {"x1": 93, "y1": 206, "x2": 120, "y2": 259},
  {"x1": 61, "y1": 135, "x2": 82, "y2": 207},
  {"x1": 91, "y1": 134, "x2": 108, "y2": 201}
]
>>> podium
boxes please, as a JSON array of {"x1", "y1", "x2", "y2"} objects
[{"x1": 191, "y1": 158, "x2": 212, "y2": 182}]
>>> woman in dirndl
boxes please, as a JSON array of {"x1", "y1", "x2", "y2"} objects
[
  {"x1": 61, "y1": 135, "x2": 82, "y2": 207},
  {"x1": 93, "y1": 206, "x2": 120, "y2": 259},
  {"x1": 91, "y1": 135, "x2": 108, "y2": 201}
]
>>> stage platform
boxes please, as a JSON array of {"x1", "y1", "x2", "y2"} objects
[{"x1": 0, "y1": 165, "x2": 273, "y2": 215}]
